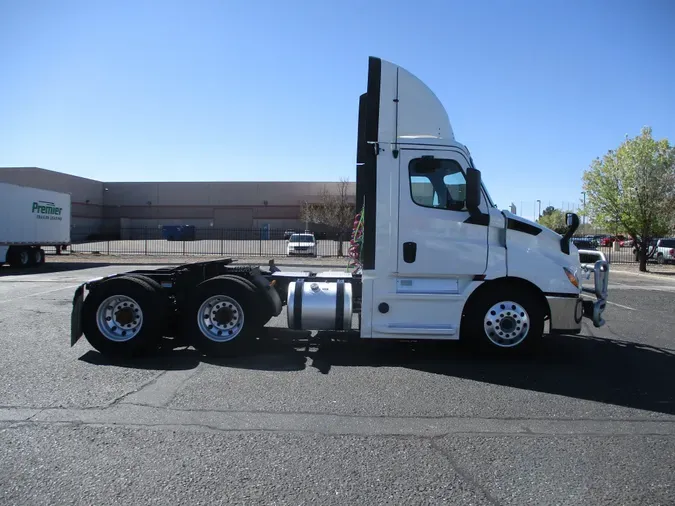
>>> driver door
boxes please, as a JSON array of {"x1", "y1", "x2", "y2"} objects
[{"x1": 397, "y1": 149, "x2": 489, "y2": 278}]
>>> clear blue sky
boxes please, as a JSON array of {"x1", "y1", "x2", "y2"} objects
[{"x1": 1, "y1": 0, "x2": 673, "y2": 220}]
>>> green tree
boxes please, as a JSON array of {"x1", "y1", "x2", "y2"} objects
[
  {"x1": 541, "y1": 206, "x2": 556, "y2": 217},
  {"x1": 537, "y1": 207, "x2": 567, "y2": 234},
  {"x1": 582, "y1": 127, "x2": 675, "y2": 271}
]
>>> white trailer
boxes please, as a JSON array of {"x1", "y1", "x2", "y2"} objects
[
  {"x1": 0, "y1": 182, "x2": 71, "y2": 268},
  {"x1": 70, "y1": 57, "x2": 609, "y2": 356}
]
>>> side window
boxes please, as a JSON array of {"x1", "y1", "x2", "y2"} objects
[{"x1": 409, "y1": 158, "x2": 467, "y2": 211}]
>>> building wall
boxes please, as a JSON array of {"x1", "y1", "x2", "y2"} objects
[
  {"x1": 101, "y1": 181, "x2": 356, "y2": 232},
  {"x1": 0, "y1": 168, "x2": 357, "y2": 240}
]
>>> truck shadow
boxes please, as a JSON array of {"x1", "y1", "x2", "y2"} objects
[
  {"x1": 0, "y1": 262, "x2": 111, "y2": 277},
  {"x1": 0, "y1": 261, "x2": 174, "y2": 277},
  {"x1": 80, "y1": 329, "x2": 675, "y2": 416}
]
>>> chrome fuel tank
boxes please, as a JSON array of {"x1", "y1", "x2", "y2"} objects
[{"x1": 287, "y1": 280, "x2": 352, "y2": 330}]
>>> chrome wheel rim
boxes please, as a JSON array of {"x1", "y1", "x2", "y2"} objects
[
  {"x1": 96, "y1": 295, "x2": 143, "y2": 342},
  {"x1": 483, "y1": 301, "x2": 530, "y2": 347},
  {"x1": 197, "y1": 295, "x2": 244, "y2": 342}
]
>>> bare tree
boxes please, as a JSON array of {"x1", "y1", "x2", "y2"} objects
[{"x1": 300, "y1": 177, "x2": 355, "y2": 256}]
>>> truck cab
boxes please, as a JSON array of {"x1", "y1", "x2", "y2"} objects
[{"x1": 354, "y1": 57, "x2": 608, "y2": 347}]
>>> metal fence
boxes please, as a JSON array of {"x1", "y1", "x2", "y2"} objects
[
  {"x1": 582, "y1": 245, "x2": 636, "y2": 264},
  {"x1": 572, "y1": 233, "x2": 640, "y2": 264},
  {"x1": 67, "y1": 227, "x2": 646, "y2": 264},
  {"x1": 70, "y1": 228, "x2": 351, "y2": 258}
]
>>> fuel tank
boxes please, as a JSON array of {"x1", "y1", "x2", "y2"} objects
[{"x1": 287, "y1": 280, "x2": 353, "y2": 330}]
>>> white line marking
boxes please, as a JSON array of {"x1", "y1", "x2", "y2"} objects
[
  {"x1": 0, "y1": 284, "x2": 80, "y2": 304},
  {"x1": 606, "y1": 301, "x2": 636, "y2": 311}
]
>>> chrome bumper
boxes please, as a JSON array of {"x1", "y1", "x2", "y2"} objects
[{"x1": 579, "y1": 255, "x2": 610, "y2": 328}]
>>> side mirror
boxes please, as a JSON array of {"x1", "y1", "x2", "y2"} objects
[
  {"x1": 560, "y1": 213, "x2": 580, "y2": 254},
  {"x1": 465, "y1": 167, "x2": 482, "y2": 211}
]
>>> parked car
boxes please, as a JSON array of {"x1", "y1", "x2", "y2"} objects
[
  {"x1": 599, "y1": 234, "x2": 631, "y2": 247},
  {"x1": 631, "y1": 238, "x2": 673, "y2": 263},
  {"x1": 571, "y1": 238, "x2": 597, "y2": 250},
  {"x1": 652, "y1": 238, "x2": 675, "y2": 264},
  {"x1": 286, "y1": 233, "x2": 317, "y2": 257},
  {"x1": 283, "y1": 229, "x2": 298, "y2": 240},
  {"x1": 597, "y1": 235, "x2": 613, "y2": 247}
]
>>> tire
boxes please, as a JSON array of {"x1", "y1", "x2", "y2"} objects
[
  {"x1": 9, "y1": 247, "x2": 31, "y2": 268},
  {"x1": 32, "y1": 248, "x2": 45, "y2": 266},
  {"x1": 657, "y1": 254, "x2": 665, "y2": 265},
  {"x1": 187, "y1": 275, "x2": 261, "y2": 357},
  {"x1": 124, "y1": 274, "x2": 162, "y2": 292},
  {"x1": 123, "y1": 273, "x2": 171, "y2": 311},
  {"x1": 81, "y1": 276, "x2": 166, "y2": 357},
  {"x1": 237, "y1": 273, "x2": 281, "y2": 324},
  {"x1": 462, "y1": 287, "x2": 545, "y2": 354}
]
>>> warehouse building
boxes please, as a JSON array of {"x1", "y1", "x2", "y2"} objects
[{"x1": 0, "y1": 167, "x2": 356, "y2": 241}]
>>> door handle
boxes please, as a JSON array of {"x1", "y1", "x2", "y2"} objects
[{"x1": 403, "y1": 242, "x2": 417, "y2": 263}]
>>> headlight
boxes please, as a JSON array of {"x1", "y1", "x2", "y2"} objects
[{"x1": 563, "y1": 267, "x2": 579, "y2": 289}]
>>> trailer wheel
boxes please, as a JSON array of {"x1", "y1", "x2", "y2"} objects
[
  {"x1": 33, "y1": 248, "x2": 45, "y2": 266},
  {"x1": 188, "y1": 276, "x2": 260, "y2": 357},
  {"x1": 8, "y1": 247, "x2": 31, "y2": 268},
  {"x1": 81, "y1": 276, "x2": 165, "y2": 357},
  {"x1": 463, "y1": 289, "x2": 544, "y2": 353}
]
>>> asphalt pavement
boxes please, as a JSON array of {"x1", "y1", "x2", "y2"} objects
[{"x1": 0, "y1": 262, "x2": 673, "y2": 505}]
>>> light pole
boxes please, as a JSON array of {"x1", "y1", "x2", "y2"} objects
[
  {"x1": 536, "y1": 199, "x2": 541, "y2": 218},
  {"x1": 581, "y1": 191, "x2": 587, "y2": 226}
]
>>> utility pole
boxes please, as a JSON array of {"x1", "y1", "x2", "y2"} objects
[
  {"x1": 581, "y1": 191, "x2": 587, "y2": 226},
  {"x1": 536, "y1": 199, "x2": 541, "y2": 218}
]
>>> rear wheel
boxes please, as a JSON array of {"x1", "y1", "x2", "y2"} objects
[
  {"x1": 33, "y1": 248, "x2": 45, "y2": 266},
  {"x1": 187, "y1": 276, "x2": 262, "y2": 357},
  {"x1": 462, "y1": 288, "x2": 545, "y2": 353},
  {"x1": 81, "y1": 276, "x2": 165, "y2": 357},
  {"x1": 9, "y1": 247, "x2": 31, "y2": 268},
  {"x1": 657, "y1": 254, "x2": 665, "y2": 265}
]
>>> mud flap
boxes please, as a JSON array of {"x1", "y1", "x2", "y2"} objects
[{"x1": 70, "y1": 285, "x2": 84, "y2": 346}]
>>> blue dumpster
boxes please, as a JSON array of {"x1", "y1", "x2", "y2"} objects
[{"x1": 162, "y1": 225, "x2": 196, "y2": 241}]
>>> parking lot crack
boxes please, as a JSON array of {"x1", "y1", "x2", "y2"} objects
[
  {"x1": 429, "y1": 436, "x2": 503, "y2": 506},
  {"x1": 104, "y1": 371, "x2": 168, "y2": 408}
]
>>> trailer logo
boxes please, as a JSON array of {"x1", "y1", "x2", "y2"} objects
[{"x1": 32, "y1": 200, "x2": 63, "y2": 221}]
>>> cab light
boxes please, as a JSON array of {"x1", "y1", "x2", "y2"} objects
[{"x1": 564, "y1": 267, "x2": 579, "y2": 289}]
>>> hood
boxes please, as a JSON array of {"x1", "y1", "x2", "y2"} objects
[
  {"x1": 501, "y1": 209, "x2": 580, "y2": 268},
  {"x1": 501, "y1": 210, "x2": 562, "y2": 241},
  {"x1": 289, "y1": 242, "x2": 316, "y2": 247}
]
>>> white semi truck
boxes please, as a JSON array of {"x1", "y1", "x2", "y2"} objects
[
  {"x1": 0, "y1": 182, "x2": 71, "y2": 268},
  {"x1": 70, "y1": 57, "x2": 609, "y2": 356}
]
